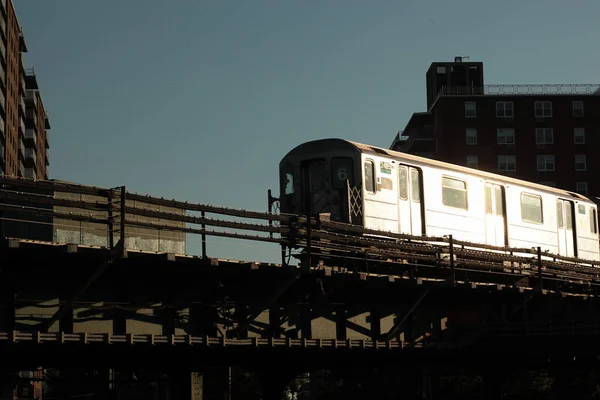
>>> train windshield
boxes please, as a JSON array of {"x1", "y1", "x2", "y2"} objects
[{"x1": 299, "y1": 157, "x2": 355, "y2": 222}]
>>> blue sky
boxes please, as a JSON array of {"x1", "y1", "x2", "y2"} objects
[{"x1": 15, "y1": 0, "x2": 600, "y2": 263}]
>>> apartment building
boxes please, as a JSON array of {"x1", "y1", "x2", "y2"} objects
[
  {"x1": 0, "y1": 0, "x2": 50, "y2": 179},
  {"x1": 392, "y1": 57, "x2": 600, "y2": 196}
]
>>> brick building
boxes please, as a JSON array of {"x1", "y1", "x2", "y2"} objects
[
  {"x1": 0, "y1": 0, "x2": 50, "y2": 179},
  {"x1": 392, "y1": 57, "x2": 600, "y2": 197}
]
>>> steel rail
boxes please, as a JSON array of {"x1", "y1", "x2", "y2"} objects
[{"x1": 124, "y1": 205, "x2": 287, "y2": 234}]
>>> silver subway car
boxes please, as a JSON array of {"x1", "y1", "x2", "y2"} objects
[{"x1": 279, "y1": 138, "x2": 600, "y2": 262}]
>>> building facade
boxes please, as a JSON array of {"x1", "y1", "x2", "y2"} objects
[
  {"x1": 0, "y1": 0, "x2": 50, "y2": 179},
  {"x1": 392, "y1": 58, "x2": 600, "y2": 197}
]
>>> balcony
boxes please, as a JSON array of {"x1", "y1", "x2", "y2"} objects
[
  {"x1": 19, "y1": 33, "x2": 27, "y2": 53},
  {"x1": 45, "y1": 131, "x2": 49, "y2": 149},
  {"x1": 19, "y1": 95, "x2": 25, "y2": 113},
  {"x1": 45, "y1": 114, "x2": 50, "y2": 129},
  {"x1": 0, "y1": 14, "x2": 5, "y2": 40},
  {"x1": 0, "y1": 39, "x2": 5, "y2": 65},
  {"x1": 19, "y1": 115, "x2": 25, "y2": 133},
  {"x1": 0, "y1": 141, "x2": 4, "y2": 163},
  {"x1": 18, "y1": 136, "x2": 24, "y2": 158},
  {"x1": 18, "y1": 160, "x2": 24, "y2": 178},
  {"x1": 24, "y1": 147, "x2": 37, "y2": 166},
  {"x1": 25, "y1": 89, "x2": 37, "y2": 108},
  {"x1": 45, "y1": 152, "x2": 49, "y2": 166},
  {"x1": 0, "y1": 66, "x2": 5, "y2": 89},
  {"x1": 20, "y1": 73, "x2": 24, "y2": 93},
  {"x1": 25, "y1": 108, "x2": 36, "y2": 128},
  {"x1": 0, "y1": 116, "x2": 4, "y2": 139},
  {"x1": 19, "y1": 55, "x2": 25, "y2": 73},
  {"x1": 24, "y1": 167, "x2": 35, "y2": 179},
  {"x1": 24, "y1": 128, "x2": 37, "y2": 148},
  {"x1": 0, "y1": 89, "x2": 4, "y2": 114}
]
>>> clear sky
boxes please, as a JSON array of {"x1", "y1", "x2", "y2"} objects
[{"x1": 15, "y1": 0, "x2": 600, "y2": 263}]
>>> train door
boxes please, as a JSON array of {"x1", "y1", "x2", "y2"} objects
[
  {"x1": 397, "y1": 165, "x2": 423, "y2": 236},
  {"x1": 557, "y1": 199, "x2": 577, "y2": 258},
  {"x1": 484, "y1": 183, "x2": 507, "y2": 247}
]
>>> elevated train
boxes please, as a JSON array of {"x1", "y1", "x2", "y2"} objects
[{"x1": 279, "y1": 138, "x2": 600, "y2": 262}]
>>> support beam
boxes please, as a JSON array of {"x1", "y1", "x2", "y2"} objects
[
  {"x1": 233, "y1": 277, "x2": 297, "y2": 336},
  {"x1": 386, "y1": 290, "x2": 429, "y2": 340},
  {"x1": 41, "y1": 242, "x2": 125, "y2": 332}
]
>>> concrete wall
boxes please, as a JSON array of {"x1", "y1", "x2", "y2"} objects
[{"x1": 52, "y1": 190, "x2": 186, "y2": 254}]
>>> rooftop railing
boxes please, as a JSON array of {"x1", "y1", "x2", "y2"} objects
[{"x1": 438, "y1": 84, "x2": 600, "y2": 97}]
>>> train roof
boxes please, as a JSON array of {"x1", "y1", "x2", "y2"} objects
[
  {"x1": 347, "y1": 139, "x2": 592, "y2": 202},
  {"x1": 284, "y1": 138, "x2": 592, "y2": 203}
]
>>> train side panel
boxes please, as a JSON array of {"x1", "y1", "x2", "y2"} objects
[{"x1": 420, "y1": 166, "x2": 486, "y2": 243}]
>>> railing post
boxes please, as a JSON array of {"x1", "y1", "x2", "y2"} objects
[
  {"x1": 537, "y1": 246, "x2": 542, "y2": 291},
  {"x1": 449, "y1": 234, "x2": 455, "y2": 286},
  {"x1": 267, "y1": 189, "x2": 273, "y2": 239},
  {"x1": 201, "y1": 210, "x2": 207, "y2": 259},
  {"x1": 120, "y1": 186, "x2": 126, "y2": 255},
  {"x1": 107, "y1": 189, "x2": 114, "y2": 250}
]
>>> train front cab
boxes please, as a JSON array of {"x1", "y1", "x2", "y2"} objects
[{"x1": 279, "y1": 140, "x2": 363, "y2": 227}]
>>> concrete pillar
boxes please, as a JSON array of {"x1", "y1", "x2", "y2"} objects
[
  {"x1": 269, "y1": 306, "x2": 281, "y2": 338},
  {"x1": 169, "y1": 371, "x2": 204, "y2": 400},
  {"x1": 369, "y1": 307, "x2": 381, "y2": 340},
  {"x1": 335, "y1": 305, "x2": 346, "y2": 340}
]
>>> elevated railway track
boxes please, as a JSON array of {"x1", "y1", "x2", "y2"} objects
[{"x1": 1, "y1": 175, "x2": 600, "y2": 297}]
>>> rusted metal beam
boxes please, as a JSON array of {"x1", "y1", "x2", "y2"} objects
[
  {"x1": 125, "y1": 206, "x2": 286, "y2": 234},
  {"x1": 125, "y1": 192, "x2": 290, "y2": 222}
]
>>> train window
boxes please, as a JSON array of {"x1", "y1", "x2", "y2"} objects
[
  {"x1": 364, "y1": 160, "x2": 375, "y2": 193},
  {"x1": 520, "y1": 193, "x2": 543, "y2": 224},
  {"x1": 590, "y1": 207, "x2": 598, "y2": 235},
  {"x1": 331, "y1": 158, "x2": 354, "y2": 189},
  {"x1": 494, "y1": 186, "x2": 504, "y2": 216},
  {"x1": 557, "y1": 201, "x2": 563, "y2": 228},
  {"x1": 485, "y1": 186, "x2": 492, "y2": 214},
  {"x1": 565, "y1": 202, "x2": 573, "y2": 230},
  {"x1": 399, "y1": 167, "x2": 408, "y2": 200},
  {"x1": 411, "y1": 169, "x2": 420, "y2": 202},
  {"x1": 285, "y1": 173, "x2": 294, "y2": 195},
  {"x1": 442, "y1": 176, "x2": 467, "y2": 210}
]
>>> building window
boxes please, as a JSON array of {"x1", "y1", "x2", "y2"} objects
[
  {"x1": 574, "y1": 128, "x2": 585, "y2": 144},
  {"x1": 576, "y1": 182, "x2": 588, "y2": 195},
  {"x1": 534, "y1": 101, "x2": 552, "y2": 117},
  {"x1": 464, "y1": 102, "x2": 476, "y2": 118},
  {"x1": 441, "y1": 176, "x2": 468, "y2": 210},
  {"x1": 466, "y1": 155, "x2": 478, "y2": 169},
  {"x1": 466, "y1": 128, "x2": 477, "y2": 145},
  {"x1": 498, "y1": 155, "x2": 516, "y2": 171},
  {"x1": 497, "y1": 128, "x2": 515, "y2": 145},
  {"x1": 536, "y1": 128, "x2": 553, "y2": 145},
  {"x1": 575, "y1": 154, "x2": 587, "y2": 171},
  {"x1": 573, "y1": 101, "x2": 584, "y2": 117},
  {"x1": 496, "y1": 101, "x2": 514, "y2": 118},
  {"x1": 537, "y1": 155, "x2": 555, "y2": 171}
]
